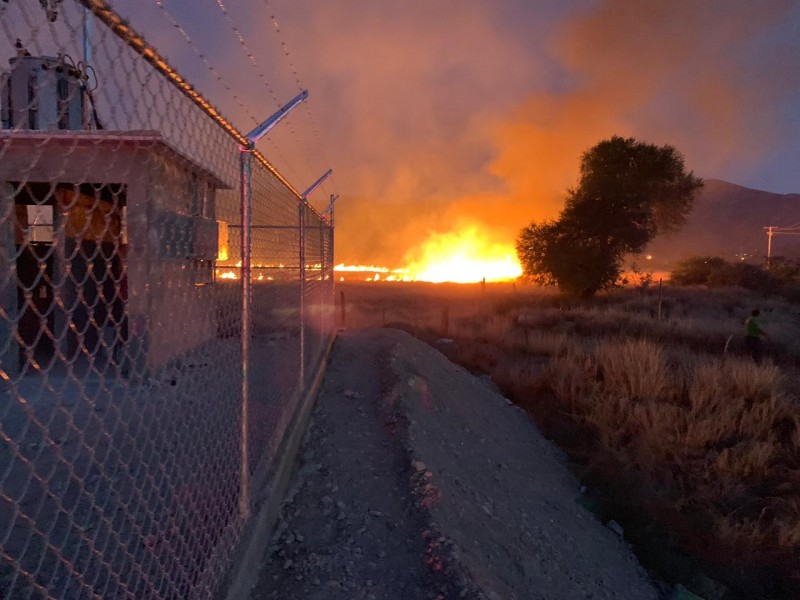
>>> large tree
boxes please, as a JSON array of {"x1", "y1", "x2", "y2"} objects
[{"x1": 517, "y1": 136, "x2": 703, "y2": 296}]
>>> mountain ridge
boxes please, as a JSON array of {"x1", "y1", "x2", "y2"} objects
[{"x1": 645, "y1": 178, "x2": 800, "y2": 269}]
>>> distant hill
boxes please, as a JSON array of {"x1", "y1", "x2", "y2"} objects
[{"x1": 645, "y1": 179, "x2": 800, "y2": 269}]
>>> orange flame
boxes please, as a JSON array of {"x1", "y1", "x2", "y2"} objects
[
  {"x1": 218, "y1": 229, "x2": 522, "y2": 284},
  {"x1": 333, "y1": 229, "x2": 521, "y2": 283},
  {"x1": 403, "y1": 227, "x2": 522, "y2": 283}
]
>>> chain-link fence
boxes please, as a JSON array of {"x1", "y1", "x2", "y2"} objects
[{"x1": 0, "y1": 2, "x2": 335, "y2": 598}]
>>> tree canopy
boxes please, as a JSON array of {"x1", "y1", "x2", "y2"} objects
[{"x1": 516, "y1": 136, "x2": 703, "y2": 296}]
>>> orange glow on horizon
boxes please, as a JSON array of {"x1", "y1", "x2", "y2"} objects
[
  {"x1": 336, "y1": 227, "x2": 522, "y2": 283},
  {"x1": 215, "y1": 229, "x2": 523, "y2": 284},
  {"x1": 402, "y1": 227, "x2": 522, "y2": 283},
  {"x1": 334, "y1": 264, "x2": 393, "y2": 273}
]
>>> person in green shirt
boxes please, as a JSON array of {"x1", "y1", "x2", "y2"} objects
[{"x1": 744, "y1": 309, "x2": 768, "y2": 363}]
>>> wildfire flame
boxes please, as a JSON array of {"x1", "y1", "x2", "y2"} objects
[
  {"x1": 402, "y1": 227, "x2": 522, "y2": 283},
  {"x1": 334, "y1": 264, "x2": 393, "y2": 273},
  {"x1": 215, "y1": 229, "x2": 522, "y2": 284}
]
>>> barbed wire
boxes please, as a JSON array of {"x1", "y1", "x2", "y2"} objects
[
  {"x1": 152, "y1": 0, "x2": 258, "y2": 126},
  {"x1": 209, "y1": 0, "x2": 326, "y2": 195},
  {"x1": 209, "y1": 0, "x2": 281, "y2": 109},
  {"x1": 261, "y1": 0, "x2": 339, "y2": 199},
  {"x1": 136, "y1": 0, "x2": 339, "y2": 202},
  {"x1": 202, "y1": 0, "x2": 305, "y2": 181},
  {"x1": 149, "y1": 0, "x2": 300, "y2": 179}
]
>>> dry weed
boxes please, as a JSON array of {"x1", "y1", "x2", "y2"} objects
[
  {"x1": 580, "y1": 395, "x2": 632, "y2": 449},
  {"x1": 491, "y1": 356, "x2": 546, "y2": 395},
  {"x1": 595, "y1": 339, "x2": 671, "y2": 400},
  {"x1": 777, "y1": 520, "x2": 800, "y2": 549},
  {"x1": 629, "y1": 400, "x2": 689, "y2": 449},
  {"x1": 729, "y1": 360, "x2": 783, "y2": 401},
  {"x1": 686, "y1": 358, "x2": 792, "y2": 449},
  {"x1": 714, "y1": 441, "x2": 776, "y2": 478},
  {"x1": 543, "y1": 351, "x2": 597, "y2": 406},
  {"x1": 518, "y1": 330, "x2": 572, "y2": 356},
  {"x1": 513, "y1": 308, "x2": 565, "y2": 330},
  {"x1": 340, "y1": 283, "x2": 800, "y2": 593},
  {"x1": 687, "y1": 356, "x2": 782, "y2": 404}
]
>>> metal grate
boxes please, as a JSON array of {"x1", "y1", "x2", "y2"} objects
[{"x1": 0, "y1": 2, "x2": 334, "y2": 598}]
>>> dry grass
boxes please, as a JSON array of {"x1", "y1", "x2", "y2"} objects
[
  {"x1": 594, "y1": 339, "x2": 672, "y2": 400},
  {"x1": 513, "y1": 329, "x2": 573, "y2": 356},
  {"x1": 533, "y1": 337, "x2": 799, "y2": 592},
  {"x1": 544, "y1": 351, "x2": 597, "y2": 406},
  {"x1": 339, "y1": 282, "x2": 800, "y2": 596}
]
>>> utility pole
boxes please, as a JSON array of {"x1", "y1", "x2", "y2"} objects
[
  {"x1": 763, "y1": 224, "x2": 800, "y2": 269},
  {"x1": 766, "y1": 225, "x2": 774, "y2": 267}
]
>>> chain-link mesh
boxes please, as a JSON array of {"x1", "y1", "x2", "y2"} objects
[
  {"x1": 0, "y1": 2, "x2": 334, "y2": 598},
  {"x1": 302, "y1": 205, "x2": 331, "y2": 385}
]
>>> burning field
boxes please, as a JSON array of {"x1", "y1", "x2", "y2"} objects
[
  {"x1": 335, "y1": 226, "x2": 522, "y2": 284},
  {"x1": 338, "y1": 280, "x2": 800, "y2": 600}
]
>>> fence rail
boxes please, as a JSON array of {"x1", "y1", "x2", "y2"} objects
[{"x1": 0, "y1": 2, "x2": 334, "y2": 598}]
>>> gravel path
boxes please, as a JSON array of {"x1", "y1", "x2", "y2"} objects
[{"x1": 250, "y1": 329, "x2": 660, "y2": 599}]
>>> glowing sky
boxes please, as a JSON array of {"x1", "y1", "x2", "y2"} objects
[{"x1": 20, "y1": 1, "x2": 800, "y2": 268}]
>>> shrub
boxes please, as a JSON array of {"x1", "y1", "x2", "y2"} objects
[
  {"x1": 712, "y1": 262, "x2": 780, "y2": 293},
  {"x1": 670, "y1": 256, "x2": 795, "y2": 294},
  {"x1": 671, "y1": 256, "x2": 728, "y2": 286}
]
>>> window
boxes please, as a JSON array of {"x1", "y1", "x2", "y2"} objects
[{"x1": 26, "y1": 205, "x2": 53, "y2": 243}]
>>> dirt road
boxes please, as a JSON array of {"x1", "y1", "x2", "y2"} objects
[{"x1": 250, "y1": 329, "x2": 659, "y2": 599}]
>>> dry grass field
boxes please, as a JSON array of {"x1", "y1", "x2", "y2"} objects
[{"x1": 338, "y1": 281, "x2": 800, "y2": 599}]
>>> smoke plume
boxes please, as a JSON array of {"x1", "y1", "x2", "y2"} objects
[
  {"x1": 108, "y1": 0, "x2": 800, "y2": 267},
  {"x1": 287, "y1": 0, "x2": 796, "y2": 266}
]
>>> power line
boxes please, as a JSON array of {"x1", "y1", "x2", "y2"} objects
[{"x1": 764, "y1": 224, "x2": 800, "y2": 261}]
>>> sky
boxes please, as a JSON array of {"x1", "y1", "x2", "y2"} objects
[{"x1": 6, "y1": 0, "x2": 800, "y2": 268}]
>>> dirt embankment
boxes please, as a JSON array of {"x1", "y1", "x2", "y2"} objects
[{"x1": 252, "y1": 329, "x2": 659, "y2": 599}]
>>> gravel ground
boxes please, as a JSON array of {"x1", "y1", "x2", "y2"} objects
[{"x1": 250, "y1": 329, "x2": 661, "y2": 600}]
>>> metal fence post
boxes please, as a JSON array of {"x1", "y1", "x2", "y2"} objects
[
  {"x1": 319, "y1": 217, "x2": 325, "y2": 337},
  {"x1": 239, "y1": 148, "x2": 252, "y2": 520},
  {"x1": 299, "y1": 201, "x2": 306, "y2": 387},
  {"x1": 331, "y1": 206, "x2": 336, "y2": 330},
  {"x1": 0, "y1": 183, "x2": 17, "y2": 382},
  {"x1": 237, "y1": 92, "x2": 307, "y2": 519}
]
